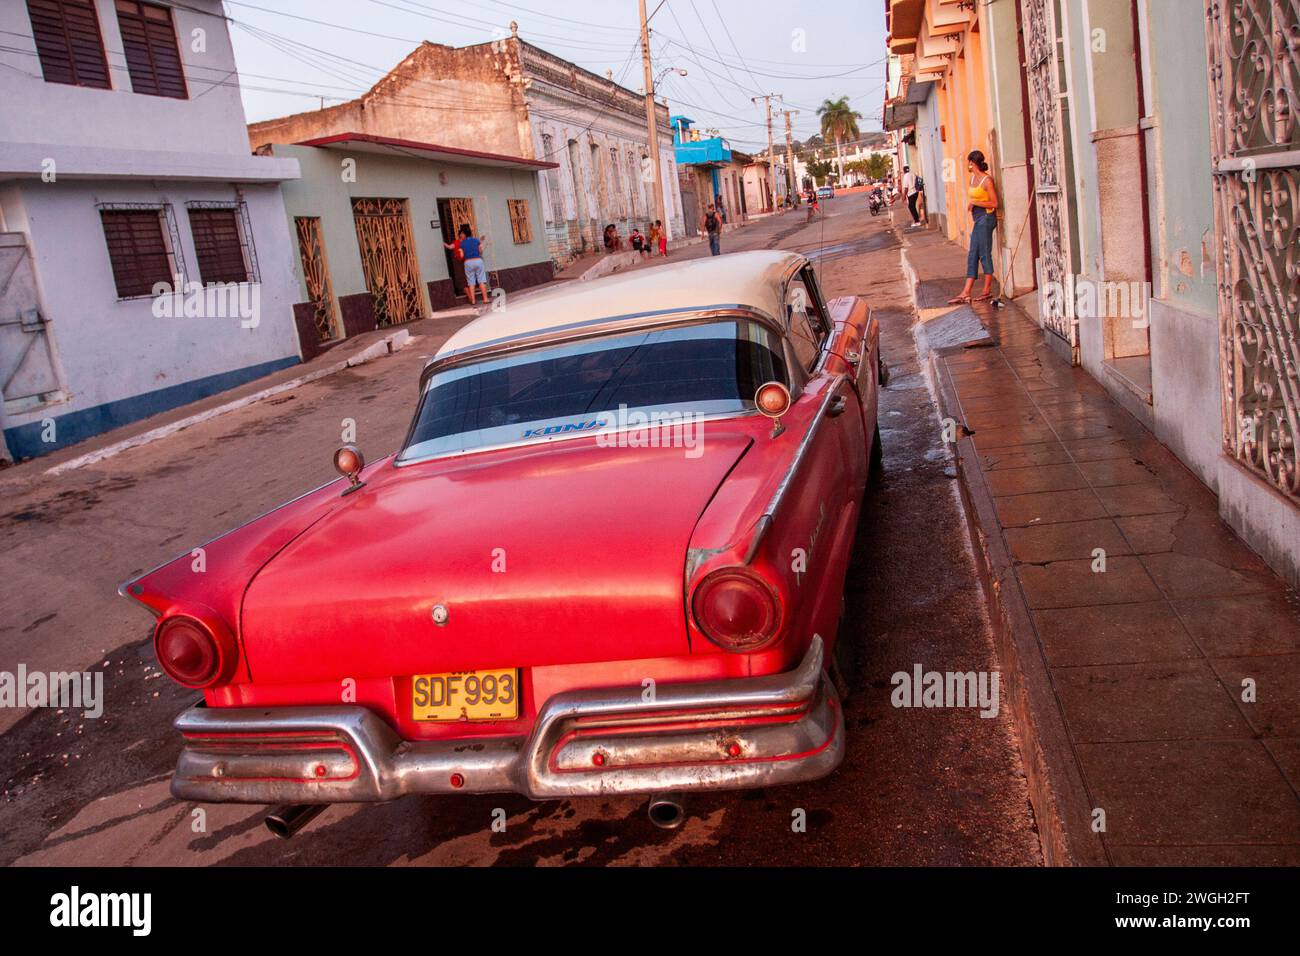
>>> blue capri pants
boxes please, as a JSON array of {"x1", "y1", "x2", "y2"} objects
[{"x1": 967, "y1": 208, "x2": 997, "y2": 280}]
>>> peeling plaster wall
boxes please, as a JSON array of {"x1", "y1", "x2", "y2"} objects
[
  {"x1": 1141, "y1": 0, "x2": 1220, "y2": 493},
  {"x1": 247, "y1": 42, "x2": 528, "y2": 159},
  {"x1": 523, "y1": 41, "x2": 684, "y2": 265}
]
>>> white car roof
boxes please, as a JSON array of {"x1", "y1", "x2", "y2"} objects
[{"x1": 435, "y1": 249, "x2": 804, "y2": 359}]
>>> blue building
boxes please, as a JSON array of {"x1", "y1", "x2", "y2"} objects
[{"x1": 671, "y1": 115, "x2": 744, "y2": 231}]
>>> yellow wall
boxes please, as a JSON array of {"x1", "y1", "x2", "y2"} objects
[{"x1": 929, "y1": 23, "x2": 994, "y2": 254}]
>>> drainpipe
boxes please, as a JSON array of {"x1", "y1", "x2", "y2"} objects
[
  {"x1": 1014, "y1": 0, "x2": 1040, "y2": 281},
  {"x1": 1130, "y1": 0, "x2": 1154, "y2": 288}
]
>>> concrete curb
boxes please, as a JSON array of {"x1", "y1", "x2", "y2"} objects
[
  {"x1": 45, "y1": 329, "x2": 416, "y2": 476},
  {"x1": 575, "y1": 250, "x2": 640, "y2": 282},
  {"x1": 567, "y1": 217, "x2": 777, "y2": 282},
  {"x1": 900, "y1": 231, "x2": 1108, "y2": 866}
]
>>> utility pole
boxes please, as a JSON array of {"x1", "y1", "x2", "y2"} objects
[
  {"x1": 639, "y1": 0, "x2": 668, "y2": 238},
  {"x1": 780, "y1": 108, "x2": 799, "y2": 205},
  {"x1": 752, "y1": 93, "x2": 780, "y2": 211}
]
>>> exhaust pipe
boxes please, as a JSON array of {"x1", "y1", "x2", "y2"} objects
[
  {"x1": 646, "y1": 793, "x2": 686, "y2": 830},
  {"x1": 265, "y1": 804, "x2": 326, "y2": 840}
]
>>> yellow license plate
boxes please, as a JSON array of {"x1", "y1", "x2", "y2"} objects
[{"x1": 411, "y1": 669, "x2": 519, "y2": 722}]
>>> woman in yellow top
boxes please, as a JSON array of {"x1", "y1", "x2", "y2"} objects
[{"x1": 949, "y1": 150, "x2": 1000, "y2": 304}]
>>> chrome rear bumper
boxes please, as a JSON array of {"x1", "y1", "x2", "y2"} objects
[{"x1": 170, "y1": 637, "x2": 843, "y2": 803}]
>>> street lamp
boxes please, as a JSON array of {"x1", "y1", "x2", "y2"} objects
[{"x1": 655, "y1": 66, "x2": 687, "y2": 86}]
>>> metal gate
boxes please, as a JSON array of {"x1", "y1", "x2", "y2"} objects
[
  {"x1": 1, "y1": 232, "x2": 65, "y2": 417},
  {"x1": 1022, "y1": 0, "x2": 1077, "y2": 359},
  {"x1": 1207, "y1": 0, "x2": 1299, "y2": 500},
  {"x1": 351, "y1": 198, "x2": 424, "y2": 326},
  {"x1": 294, "y1": 217, "x2": 339, "y2": 343}
]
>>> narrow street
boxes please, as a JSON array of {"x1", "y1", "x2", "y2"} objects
[{"x1": 0, "y1": 193, "x2": 1040, "y2": 866}]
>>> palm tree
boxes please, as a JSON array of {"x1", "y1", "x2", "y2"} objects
[{"x1": 817, "y1": 97, "x2": 862, "y2": 183}]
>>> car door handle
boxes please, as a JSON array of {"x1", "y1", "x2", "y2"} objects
[{"x1": 827, "y1": 395, "x2": 848, "y2": 417}]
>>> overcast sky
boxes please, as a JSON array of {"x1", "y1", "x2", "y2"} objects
[{"x1": 224, "y1": 0, "x2": 887, "y2": 149}]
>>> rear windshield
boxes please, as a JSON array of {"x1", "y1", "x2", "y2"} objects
[{"x1": 399, "y1": 320, "x2": 787, "y2": 461}]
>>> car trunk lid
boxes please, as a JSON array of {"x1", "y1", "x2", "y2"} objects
[{"x1": 239, "y1": 433, "x2": 752, "y2": 684}]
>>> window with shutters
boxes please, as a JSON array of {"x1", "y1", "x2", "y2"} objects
[
  {"x1": 115, "y1": 0, "x2": 187, "y2": 99},
  {"x1": 26, "y1": 0, "x2": 111, "y2": 89},
  {"x1": 507, "y1": 199, "x2": 533, "y2": 244},
  {"x1": 188, "y1": 206, "x2": 251, "y2": 284},
  {"x1": 100, "y1": 207, "x2": 177, "y2": 299}
]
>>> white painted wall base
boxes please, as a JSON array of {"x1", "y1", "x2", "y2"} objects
[
  {"x1": 1217, "y1": 459, "x2": 1300, "y2": 590},
  {"x1": 1149, "y1": 298, "x2": 1221, "y2": 493}
]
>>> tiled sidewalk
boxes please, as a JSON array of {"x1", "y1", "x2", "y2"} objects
[{"x1": 903, "y1": 227, "x2": 1300, "y2": 865}]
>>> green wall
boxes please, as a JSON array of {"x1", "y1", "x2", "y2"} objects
[
  {"x1": 1143, "y1": 0, "x2": 1217, "y2": 316},
  {"x1": 273, "y1": 144, "x2": 548, "y2": 303}
]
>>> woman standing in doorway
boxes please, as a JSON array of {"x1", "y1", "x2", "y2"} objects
[
  {"x1": 444, "y1": 223, "x2": 489, "y2": 306},
  {"x1": 949, "y1": 150, "x2": 999, "y2": 304}
]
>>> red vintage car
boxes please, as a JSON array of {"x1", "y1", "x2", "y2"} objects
[{"x1": 120, "y1": 250, "x2": 883, "y2": 834}]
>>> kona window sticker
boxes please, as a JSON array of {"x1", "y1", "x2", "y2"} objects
[{"x1": 522, "y1": 418, "x2": 609, "y2": 439}]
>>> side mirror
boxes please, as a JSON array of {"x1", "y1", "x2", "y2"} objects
[
  {"x1": 755, "y1": 381, "x2": 791, "y2": 438},
  {"x1": 334, "y1": 444, "x2": 366, "y2": 494}
]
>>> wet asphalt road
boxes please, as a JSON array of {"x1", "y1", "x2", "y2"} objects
[{"x1": 0, "y1": 193, "x2": 1041, "y2": 865}]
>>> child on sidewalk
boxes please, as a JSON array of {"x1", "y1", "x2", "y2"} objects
[{"x1": 655, "y1": 220, "x2": 668, "y2": 257}]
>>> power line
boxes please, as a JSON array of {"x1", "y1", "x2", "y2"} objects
[
  {"x1": 707, "y1": 0, "x2": 763, "y2": 92},
  {"x1": 663, "y1": 0, "x2": 743, "y2": 110}
]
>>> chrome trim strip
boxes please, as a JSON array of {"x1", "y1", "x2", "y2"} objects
[
  {"x1": 116, "y1": 475, "x2": 345, "y2": 606},
  {"x1": 394, "y1": 408, "x2": 760, "y2": 468},
  {"x1": 746, "y1": 375, "x2": 847, "y2": 562},
  {"x1": 169, "y1": 637, "x2": 842, "y2": 803},
  {"x1": 419, "y1": 304, "x2": 786, "y2": 386}
]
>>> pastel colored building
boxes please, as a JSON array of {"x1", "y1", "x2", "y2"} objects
[
  {"x1": 0, "y1": 0, "x2": 302, "y2": 461},
  {"x1": 882, "y1": 0, "x2": 1300, "y2": 585},
  {"x1": 248, "y1": 26, "x2": 685, "y2": 269},
  {"x1": 260, "y1": 134, "x2": 554, "y2": 359}
]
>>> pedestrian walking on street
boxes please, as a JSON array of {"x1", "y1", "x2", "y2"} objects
[
  {"x1": 703, "y1": 204, "x2": 722, "y2": 256},
  {"x1": 444, "y1": 223, "x2": 489, "y2": 306},
  {"x1": 949, "y1": 150, "x2": 1000, "y2": 305},
  {"x1": 655, "y1": 219, "x2": 668, "y2": 257},
  {"x1": 902, "y1": 165, "x2": 922, "y2": 227}
]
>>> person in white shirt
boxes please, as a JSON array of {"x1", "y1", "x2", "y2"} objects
[{"x1": 901, "y1": 166, "x2": 921, "y2": 226}]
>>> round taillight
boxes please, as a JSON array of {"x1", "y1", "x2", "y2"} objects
[
  {"x1": 154, "y1": 617, "x2": 221, "y2": 687},
  {"x1": 692, "y1": 569, "x2": 783, "y2": 652},
  {"x1": 755, "y1": 381, "x2": 791, "y2": 418}
]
